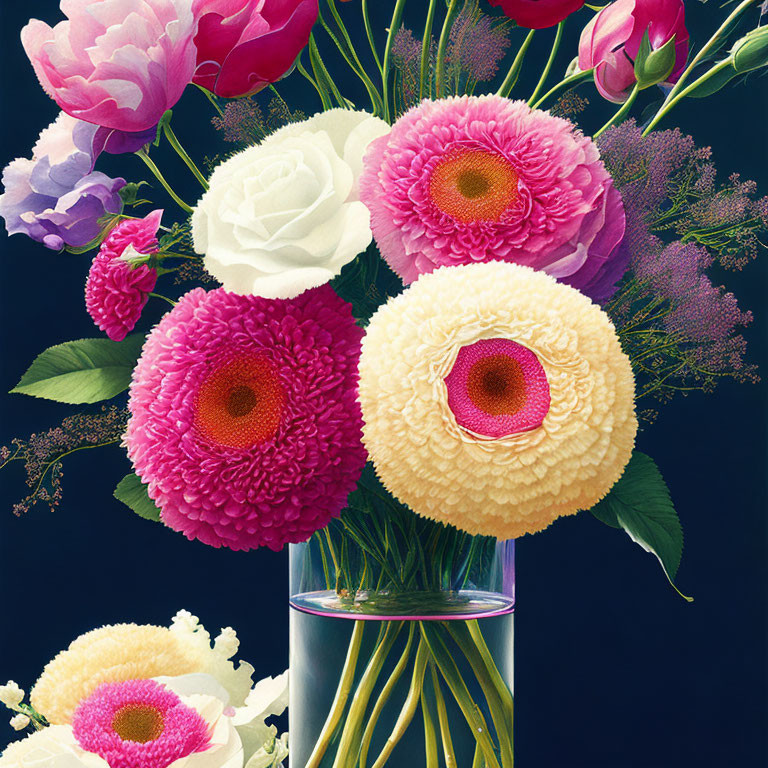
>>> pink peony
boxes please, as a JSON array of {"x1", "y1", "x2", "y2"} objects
[
  {"x1": 85, "y1": 211, "x2": 162, "y2": 341},
  {"x1": 578, "y1": 0, "x2": 689, "y2": 103},
  {"x1": 72, "y1": 680, "x2": 210, "y2": 768},
  {"x1": 125, "y1": 284, "x2": 366, "y2": 552},
  {"x1": 192, "y1": 0, "x2": 318, "y2": 98},
  {"x1": 22, "y1": 0, "x2": 198, "y2": 133},
  {"x1": 360, "y1": 95, "x2": 627, "y2": 303}
]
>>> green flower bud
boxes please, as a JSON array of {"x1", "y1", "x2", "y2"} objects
[
  {"x1": 732, "y1": 27, "x2": 768, "y2": 74},
  {"x1": 634, "y1": 30, "x2": 678, "y2": 90}
]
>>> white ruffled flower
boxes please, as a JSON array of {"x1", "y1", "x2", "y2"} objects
[
  {"x1": 192, "y1": 109, "x2": 390, "y2": 299},
  {"x1": 9, "y1": 714, "x2": 30, "y2": 732},
  {"x1": 231, "y1": 672, "x2": 288, "y2": 767},
  {"x1": 0, "y1": 682, "x2": 24, "y2": 709}
]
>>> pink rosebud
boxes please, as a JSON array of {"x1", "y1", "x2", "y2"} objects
[
  {"x1": 192, "y1": 0, "x2": 318, "y2": 98},
  {"x1": 21, "y1": 0, "x2": 198, "y2": 132},
  {"x1": 578, "y1": 0, "x2": 689, "y2": 103},
  {"x1": 85, "y1": 210, "x2": 163, "y2": 341}
]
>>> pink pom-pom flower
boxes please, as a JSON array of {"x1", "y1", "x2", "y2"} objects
[
  {"x1": 85, "y1": 211, "x2": 162, "y2": 342},
  {"x1": 72, "y1": 680, "x2": 210, "y2": 768},
  {"x1": 125, "y1": 284, "x2": 366, "y2": 552},
  {"x1": 360, "y1": 95, "x2": 627, "y2": 303}
]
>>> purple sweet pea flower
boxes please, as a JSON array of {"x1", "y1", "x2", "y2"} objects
[{"x1": 0, "y1": 114, "x2": 127, "y2": 251}]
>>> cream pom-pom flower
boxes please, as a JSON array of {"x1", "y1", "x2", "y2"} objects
[
  {"x1": 358, "y1": 261, "x2": 637, "y2": 539},
  {"x1": 192, "y1": 109, "x2": 390, "y2": 299},
  {"x1": 30, "y1": 611, "x2": 254, "y2": 725}
]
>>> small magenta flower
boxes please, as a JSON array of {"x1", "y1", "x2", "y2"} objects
[
  {"x1": 72, "y1": 680, "x2": 211, "y2": 768},
  {"x1": 85, "y1": 211, "x2": 163, "y2": 342},
  {"x1": 578, "y1": 0, "x2": 689, "y2": 103},
  {"x1": 192, "y1": 0, "x2": 318, "y2": 98}
]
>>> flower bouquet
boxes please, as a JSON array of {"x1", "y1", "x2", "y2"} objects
[{"x1": 1, "y1": 1, "x2": 767, "y2": 766}]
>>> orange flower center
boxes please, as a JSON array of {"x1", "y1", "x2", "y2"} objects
[
  {"x1": 111, "y1": 704, "x2": 165, "y2": 743},
  {"x1": 466, "y1": 354, "x2": 527, "y2": 415},
  {"x1": 194, "y1": 356, "x2": 284, "y2": 449},
  {"x1": 429, "y1": 149, "x2": 518, "y2": 223}
]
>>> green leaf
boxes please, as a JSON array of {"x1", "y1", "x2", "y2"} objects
[
  {"x1": 11, "y1": 335, "x2": 145, "y2": 404},
  {"x1": 114, "y1": 473, "x2": 162, "y2": 522},
  {"x1": 591, "y1": 451, "x2": 693, "y2": 602}
]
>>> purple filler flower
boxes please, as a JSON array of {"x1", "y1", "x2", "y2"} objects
[{"x1": 0, "y1": 113, "x2": 127, "y2": 250}]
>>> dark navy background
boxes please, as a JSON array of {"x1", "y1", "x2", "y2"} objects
[{"x1": 0, "y1": 3, "x2": 765, "y2": 766}]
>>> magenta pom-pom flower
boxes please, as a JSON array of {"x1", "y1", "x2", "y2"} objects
[
  {"x1": 85, "y1": 211, "x2": 162, "y2": 342},
  {"x1": 125, "y1": 284, "x2": 366, "y2": 551},
  {"x1": 72, "y1": 680, "x2": 210, "y2": 768},
  {"x1": 360, "y1": 95, "x2": 627, "y2": 303}
]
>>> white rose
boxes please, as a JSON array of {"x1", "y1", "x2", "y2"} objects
[{"x1": 192, "y1": 109, "x2": 390, "y2": 299}]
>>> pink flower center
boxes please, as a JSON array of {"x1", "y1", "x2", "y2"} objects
[
  {"x1": 194, "y1": 355, "x2": 285, "y2": 448},
  {"x1": 429, "y1": 149, "x2": 518, "y2": 222},
  {"x1": 112, "y1": 704, "x2": 165, "y2": 743},
  {"x1": 445, "y1": 338, "x2": 550, "y2": 438},
  {"x1": 72, "y1": 679, "x2": 211, "y2": 768}
]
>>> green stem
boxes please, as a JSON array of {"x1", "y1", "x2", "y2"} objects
[
  {"x1": 467, "y1": 620, "x2": 514, "y2": 730},
  {"x1": 497, "y1": 30, "x2": 536, "y2": 98},
  {"x1": 309, "y1": 33, "x2": 348, "y2": 109},
  {"x1": 382, "y1": 0, "x2": 408, "y2": 122},
  {"x1": 149, "y1": 292, "x2": 177, "y2": 307},
  {"x1": 163, "y1": 122, "x2": 208, "y2": 191},
  {"x1": 297, "y1": 56, "x2": 331, "y2": 109},
  {"x1": 194, "y1": 83, "x2": 224, "y2": 117},
  {"x1": 642, "y1": 59, "x2": 733, "y2": 135},
  {"x1": 421, "y1": 676, "x2": 440, "y2": 768},
  {"x1": 644, "y1": 0, "x2": 757, "y2": 134},
  {"x1": 332, "y1": 622, "x2": 404, "y2": 768},
  {"x1": 320, "y1": 2, "x2": 384, "y2": 114},
  {"x1": 420, "y1": 623, "x2": 502, "y2": 768},
  {"x1": 446, "y1": 623, "x2": 514, "y2": 767},
  {"x1": 359, "y1": 623, "x2": 417, "y2": 768},
  {"x1": 430, "y1": 664, "x2": 458, "y2": 768},
  {"x1": 472, "y1": 744, "x2": 485, "y2": 768},
  {"x1": 371, "y1": 637, "x2": 429, "y2": 768},
  {"x1": 530, "y1": 68, "x2": 594, "y2": 109},
  {"x1": 594, "y1": 83, "x2": 640, "y2": 138},
  {"x1": 435, "y1": 0, "x2": 460, "y2": 98},
  {"x1": 420, "y1": 0, "x2": 439, "y2": 100},
  {"x1": 362, "y1": 0, "x2": 383, "y2": 75},
  {"x1": 528, "y1": 21, "x2": 564, "y2": 106},
  {"x1": 305, "y1": 621, "x2": 366, "y2": 768},
  {"x1": 136, "y1": 150, "x2": 194, "y2": 214}
]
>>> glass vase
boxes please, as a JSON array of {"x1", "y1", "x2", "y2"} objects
[{"x1": 288, "y1": 502, "x2": 515, "y2": 768}]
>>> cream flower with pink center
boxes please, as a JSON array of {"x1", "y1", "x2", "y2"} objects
[
  {"x1": 358, "y1": 261, "x2": 638, "y2": 539},
  {"x1": 360, "y1": 95, "x2": 627, "y2": 303}
]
